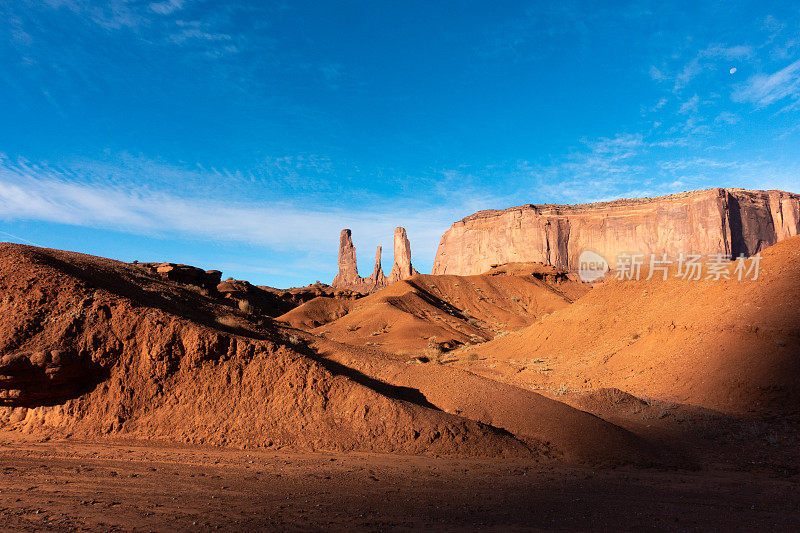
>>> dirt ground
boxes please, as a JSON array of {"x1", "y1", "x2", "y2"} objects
[{"x1": 1, "y1": 433, "x2": 798, "y2": 531}]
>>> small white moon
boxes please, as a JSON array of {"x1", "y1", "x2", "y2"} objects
[{"x1": 729, "y1": 67, "x2": 737, "y2": 74}]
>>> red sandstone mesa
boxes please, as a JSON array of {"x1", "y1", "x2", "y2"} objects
[{"x1": 432, "y1": 188, "x2": 800, "y2": 275}]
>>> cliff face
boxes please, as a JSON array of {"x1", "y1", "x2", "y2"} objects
[
  {"x1": 432, "y1": 188, "x2": 800, "y2": 275},
  {"x1": 332, "y1": 227, "x2": 417, "y2": 292}
]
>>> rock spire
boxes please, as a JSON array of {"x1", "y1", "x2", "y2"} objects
[{"x1": 331, "y1": 227, "x2": 417, "y2": 292}]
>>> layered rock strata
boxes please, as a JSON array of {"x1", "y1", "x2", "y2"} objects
[{"x1": 432, "y1": 188, "x2": 800, "y2": 275}]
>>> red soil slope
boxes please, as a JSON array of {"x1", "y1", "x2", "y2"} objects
[
  {"x1": 468, "y1": 235, "x2": 800, "y2": 415},
  {"x1": 300, "y1": 273, "x2": 583, "y2": 355},
  {"x1": 0, "y1": 243, "x2": 531, "y2": 457},
  {"x1": 311, "y1": 337, "x2": 655, "y2": 465},
  {"x1": 0, "y1": 243, "x2": 660, "y2": 465},
  {"x1": 279, "y1": 296, "x2": 354, "y2": 330}
]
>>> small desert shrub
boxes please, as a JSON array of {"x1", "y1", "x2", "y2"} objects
[
  {"x1": 216, "y1": 315, "x2": 239, "y2": 328},
  {"x1": 238, "y1": 299, "x2": 254, "y2": 314},
  {"x1": 425, "y1": 337, "x2": 446, "y2": 363}
]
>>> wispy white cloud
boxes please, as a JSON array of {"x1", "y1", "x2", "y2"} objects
[
  {"x1": 714, "y1": 111, "x2": 739, "y2": 124},
  {"x1": 649, "y1": 65, "x2": 667, "y2": 81},
  {"x1": 674, "y1": 44, "x2": 754, "y2": 91},
  {"x1": 732, "y1": 59, "x2": 800, "y2": 108},
  {"x1": 678, "y1": 94, "x2": 700, "y2": 114},
  {"x1": 149, "y1": 0, "x2": 185, "y2": 16},
  {"x1": 0, "y1": 155, "x2": 467, "y2": 274}
]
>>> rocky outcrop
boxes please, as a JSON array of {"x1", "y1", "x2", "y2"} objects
[
  {"x1": 135, "y1": 262, "x2": 222, "y2": 292},
  {"x1": 371, "y1": 246, "x2": 388, "y2": 286},
  {"x1": 331, "y1": 227, "x2": 417, "y2": 292},
  {"x1": 331, "y1": 230, "x2": 360, "y2": 288},
  {"x1": 388, "y1": 227, "x2": 419, "y2": 283},
  {"x1": 432, "y1": 188, "x2": 800, "y2": 275}
]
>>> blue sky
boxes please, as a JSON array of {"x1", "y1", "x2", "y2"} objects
[{"x1": 1, "y1": 1, "x2": 799, "y2": 287}]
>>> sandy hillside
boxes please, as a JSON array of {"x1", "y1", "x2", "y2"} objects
[
  {"x1": 288, "y1": 272, "x2": 584, "y2": 356},
  {"x1": 0, "y1": 243, "x2": 530, "y2": 457},
  {"x1": 464, "y1": 235, "x2": 800, "y2": 415},
  {"x1": 279, "y1": 296, "x2": 355, "y2": 330},
  {"x1": 310, "y1": 336, "x2": 655, "y2": 465},
  {"x1": 0, "y1": 242, "x2": 660, "y2": 465}
]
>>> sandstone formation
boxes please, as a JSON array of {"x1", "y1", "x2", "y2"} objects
[
  {"x1": 371, "y1": 246, "x2": 388, "y2": 286},
  {"x1": 331, "y1": 230, "x2": 360, "y2": 287},
  {"x1": 388, "y1": 227, "x2": 419, "y2": 283},
  {"x1": 432, "y1": 188, "x2": 800, "y2": 275},
  {"x1": 135, "y1": 262, "x2": 222, "y2": 291},
  {"x1": 331, "y1": 227, "x2": 417, "y2": 292}
]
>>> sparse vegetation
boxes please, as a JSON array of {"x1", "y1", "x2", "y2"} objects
[
  {"x1": 238, "y1": 299, "x2": 254, "y2": 314},
  {"x1": 280, "y1": 333, "x2": 302, "y2": 346},
  {"x1": 216, "y1": 315, "x2": 239, "y2": 329}
]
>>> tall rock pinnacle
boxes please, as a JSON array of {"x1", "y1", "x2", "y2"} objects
[
  {"x1": 332, "y1": 229, "x2": 360, "y2": 287},
  {"x1": 388, "y1": 227, "x2": 418, "y2": 283},
  {"x1": 330, "y1": 227, "x2": 416, "y2": 292},
  {"x1": 371, "y1": 246, "x2": 387, "y2": 288}
]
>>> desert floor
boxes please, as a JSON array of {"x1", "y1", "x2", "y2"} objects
[{"x1": 1, "y1": 432, "x2": 798, "y2": 531}]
